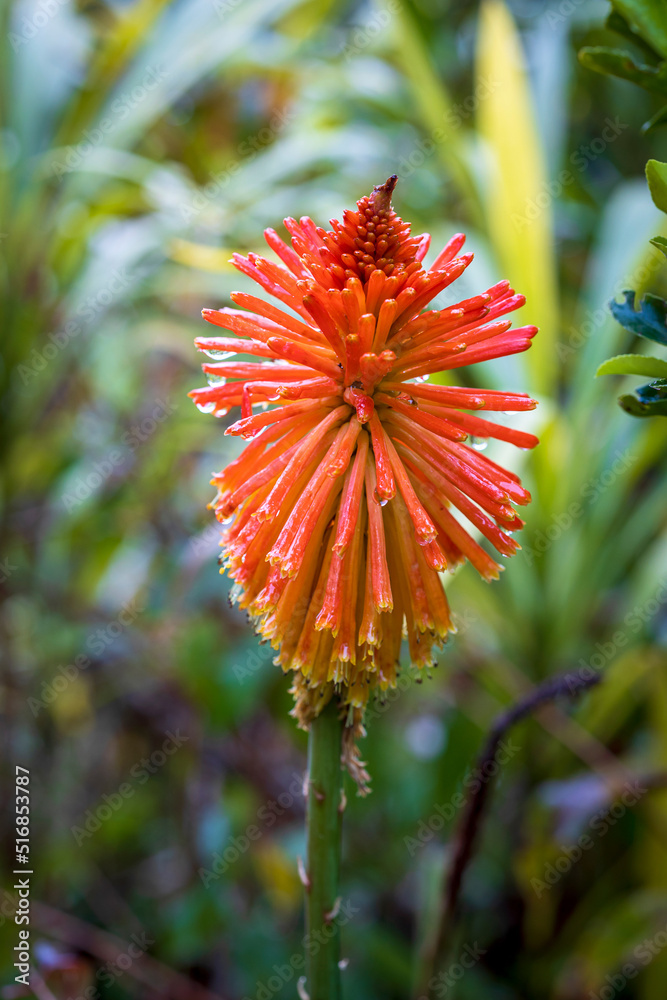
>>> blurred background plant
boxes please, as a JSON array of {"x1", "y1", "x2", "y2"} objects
[
  {"x1": 580, "y1": 0, "x2": 667, "y2": 416},
  {"x1": 1, "y1": 0, "x2": 667, "y2": 998}
]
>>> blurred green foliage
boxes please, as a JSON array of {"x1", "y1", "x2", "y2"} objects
[
  {"x1": 581, "y1": 0, "x2": 667, "y2": 416},
  {"x1": 1, "y1": 1, "x2": 667, "y2": 998}
]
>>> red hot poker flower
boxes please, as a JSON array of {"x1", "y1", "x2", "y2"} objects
[{"x1": 190, "y1": 176, "x2": 538, "y2": 731}]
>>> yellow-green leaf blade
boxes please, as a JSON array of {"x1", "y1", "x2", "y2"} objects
[
  {"x1": 475, "y1": 0, "x2": 559, "y2": 398},
  {"x1": 596, "y1": 353, "x2": 667, "y2": 378}
]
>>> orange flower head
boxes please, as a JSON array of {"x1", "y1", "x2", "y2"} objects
[{"x1": 190, "y1": 177, "x2": 538, "y2": 727}]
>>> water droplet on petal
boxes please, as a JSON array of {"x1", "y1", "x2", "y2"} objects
[
  {"x1": 470, "y1": 436, "x2": 488, "y2": 451},
  {"x1": 205, "y1": 349, "x2": 235, "y2": 361},
  {"x1": 206, "y1": 374, "x2": 226, "y2": 387},
  {"x1": 373, "y1": 488, "x2": 389, "y2": 507},
  {"x1": 196, "y1": 401, "x2": 217, "y2": 414}
]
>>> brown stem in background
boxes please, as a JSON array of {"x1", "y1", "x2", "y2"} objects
[
  {"x1": 31, "y1": 902, "x2": 228, "y2": 1000},
  {"x1": 414, "y1": 668, "x2": 602, "y2": 1000}
]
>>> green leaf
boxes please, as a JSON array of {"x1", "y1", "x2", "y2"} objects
[
  {"x1": 646, "y1": 158, "x2": 667, "y2": 212},
  {"x1": 607, "y1": 8, "x2": 664, "y2": 63},
  {"x1": 614, "y1": 0, "x2": 667, "y2": 60},
  {"x1": 641, "y1": 103, "x2": 667, "y2": 132},
  {"x1": 475, "y1": 0, "x2": 559, "y2": 398},
  {"x1": 596, "y1": 353, "x2": 667, "y2": 378},
  {"x1": 389, "y1": 3, "x2": 477, "y2": 216},
  {"x1": 619, "y1": 379, "x2": 667, "y2": 416},
  {"x1": 649, "y1": 235, "x2": 667, "y2": 257},
  {"x1": 609, "y1": 290, "x2": 667, "y2": 345},
  {"x1": 578, "y1": 46, "x2": 667, "y2": 96}
]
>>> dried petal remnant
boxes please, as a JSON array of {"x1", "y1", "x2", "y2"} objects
[{"x1": 190, "y1": 179, "x2": 538, "y2": 723}]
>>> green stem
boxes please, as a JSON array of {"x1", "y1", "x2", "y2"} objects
[{"x1": 305, "y1": 699, "x2": 344, "y2": 1000}]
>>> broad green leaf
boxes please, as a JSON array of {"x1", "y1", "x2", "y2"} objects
[
  {"x1": 578, "y1": 46, "x2": 667, "y2": 96},
  {"x1": 614, "y1": 0, "x2": 667, "y2": 59},
  {"x1": 606, "y1": 8, "x2": 663, "y2": 63},
  {"x1": 573, "y1": 184, "x2": 662, "y2": 397},
  {"x1": 635, "y1": 376, "x2": 667, "y2": 401},
  {"x1": 619, "y1": 378, "x2": 667, "y2": 416},
  {"x1": 649, "y1": 235, "x2": 667, "y2": 256},
  {"x1": 596, "y1": 353, "x2": 667, "y2": 378},
  {"x1": 476, "y1": 0, "x2": 559, "y2": 397},
  {"x1": 646, "y1": 158, "x2": 667, "y2": 212},
  {"x1": 609, "y1": 289, "x2": 667, "y2": 344},
  {"x1": 618, "y1": 394, "x2": 667, "y2": 415}
]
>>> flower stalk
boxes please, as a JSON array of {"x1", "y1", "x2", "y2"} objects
[{"x1": 305, "y1": 699, "x2": 344, "y2": 1000}]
